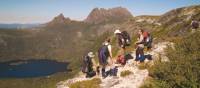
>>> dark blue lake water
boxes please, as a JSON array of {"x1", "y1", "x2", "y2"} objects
[{"x1": 0, "y1": 59, "x2": 70, "y2": 79}]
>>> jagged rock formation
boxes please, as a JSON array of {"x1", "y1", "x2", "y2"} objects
[{"x1": 84, "y1": 7, "x2": 133, "y2": 24}]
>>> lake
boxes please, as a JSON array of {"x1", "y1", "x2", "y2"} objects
[{"x1": 0, "y1": 59, "x2": 70, "y2": 79}]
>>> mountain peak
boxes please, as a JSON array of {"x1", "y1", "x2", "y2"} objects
[
  {"x1": 53, "y1": 13, "x2": 69, "y2": 22},
  {"x1": 47, "y1": 13, "x2": 71, "y2": 26},
  {"x1": 56, "y1": 13, "x2": 65, "y2": 20},
  {"x1": 84, "y1": 7, "x2": 133, "y2": 24}
]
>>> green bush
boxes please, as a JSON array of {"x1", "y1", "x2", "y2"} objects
[{"x1": 142, "y1": 31, "x2": 200, "y2": 88}]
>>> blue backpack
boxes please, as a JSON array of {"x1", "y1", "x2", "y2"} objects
[{"x1": 98, "y1": 45, "x2": 109, "y2": 65}]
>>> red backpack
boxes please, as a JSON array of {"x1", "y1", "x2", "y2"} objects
[
  {"x1": 116, "y1": 55, "x2": 126, "y2": 65},
  {"x1": 143, "y1": 31, "x2": 149, "y2": 40}
]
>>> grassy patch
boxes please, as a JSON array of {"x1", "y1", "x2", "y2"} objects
[
  {"x1": 120, "y1": 70, "x2": 133, "y2": 77},
  {"x1": 0, "y1": 71, "x2": 77, "y2": 88},
  {"x1": 138, "y1": 62, "x2": 152, "y2": 70},
  {"x1": 140, "y1": 77, "x2": 170, "y2": 88},
  {"x1": 69, "y1": 78, "x2": 101, "y2": 88}
]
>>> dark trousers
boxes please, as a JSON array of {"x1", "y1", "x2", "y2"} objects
[{"x1": 135, "y1": 47, "x2": 145, "y2": 62}]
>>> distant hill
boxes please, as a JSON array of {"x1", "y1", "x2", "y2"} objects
[
  {"x1": 0, "y1": 23, "x2": 41, "y2": 29},
  {"x1": 46, "y1": 13, "x2": 72, "y2": 26},
  {"x1": 84, "y1": 7, "x2": 133, "y2": 24},
  {"x1": 158, "y1": 5, "x2": 200, "y2": 24}
]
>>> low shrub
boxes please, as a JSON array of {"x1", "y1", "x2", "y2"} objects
[
  {"x1": 120, "y1": 70, "x2": 133, "y2": 77},
  {"x1": 141, "y1": 31, "x2": 200, "y2": 88},
  {"x1": 69, "y1": 78, "x2": 101, "y2": 88}
]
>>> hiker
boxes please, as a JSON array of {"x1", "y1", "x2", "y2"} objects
[
  {"x1": 81, "y1": 52, "x2": 97, "y2": 78},
  {"x1": 142, "y1": 30, "x2": 153, "y2": 52},
  {"x1": 191, "y1": 19, "x2": 199, "y2": 32},
  {"x1": 114, "y1": 29, "x2": 131, "y2": 54},
  {"x1": 98, "y1": 38, "x2": 113, "y2": 78},
  {"x1": 135, "y1": 29, "x2": 145, "y2": 65}
]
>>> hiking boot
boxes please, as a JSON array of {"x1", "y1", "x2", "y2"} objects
[
  {"x1": 101, "y1": 68, "x2": 108, "y2": 78},
  {"x1": 102, "y1": 72, "x2": 108, "y2": 78}
]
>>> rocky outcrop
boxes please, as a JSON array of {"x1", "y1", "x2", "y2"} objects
[
  {"x1": 84, "y1": 7, "x2": 133, "y2": 24},
  {"x1": 135, "y1": 15, "x2": 160, "y2": 24}
]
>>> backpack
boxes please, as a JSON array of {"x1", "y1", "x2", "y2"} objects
[
  {"x1": 143, "y1": 31, "x2": 153, "y2": 44},
  {"x1": 192, "y1": 21, "x2": 199, "y2": 29},
  {"x1": 106, "y1": 66, "x2": 118, "y2": 76},
  {"x1": 110, "y1": 66, "x2": 118, "y2": 76},
  {"x1": 81, "y1": 56, "x2": 92, "y2": 73},
  {"x1": 98, "y1": 45, "x2": 109, "y2": 65},
  {"x1": 146, "y1": 33, "x2": 153, "y2": 43},
  {"x1": 121, "y1": 31, "x2": 131, "y2": 46},
  {"x1": 116, "y1": 55, "x2": 126, "y2": 65},
  {"x1": 143, "y1": 31, "x2": 149, "y2": 42}
]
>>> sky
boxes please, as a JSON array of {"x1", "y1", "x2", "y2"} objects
[{"x1": 0, "y1": 0, "x2": 199, "y2": 24}]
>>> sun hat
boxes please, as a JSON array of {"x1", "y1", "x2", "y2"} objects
[
  {"x1": 88, "y1": 52, "x2": 95, "y2": 58},
  {"x1": 114, "y1": 29, "x2": 121, "y2": 34}
]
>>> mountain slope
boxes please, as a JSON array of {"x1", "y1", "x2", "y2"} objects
[{"x1": 158, "y1": 5, "x2": 200, "y2": 24}]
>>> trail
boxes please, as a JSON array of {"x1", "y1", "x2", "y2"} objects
[{"x1": 56, "y1": 42, "x2": 174, "y2": 88}]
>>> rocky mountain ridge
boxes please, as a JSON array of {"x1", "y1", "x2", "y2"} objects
[{"x1": 84, "y1": 7, "x2": 133, "y2": 24}]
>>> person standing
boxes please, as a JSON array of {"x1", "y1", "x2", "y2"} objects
[
  {"x1": 98, "y1": 38, "x2": 113, "y2": 78},
  {"x1": 135, "y1": 29, "x2": 145, "y2": 65},
  {"x1": 114, "y1": 29, "x2": 131, "y2": 54}
]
